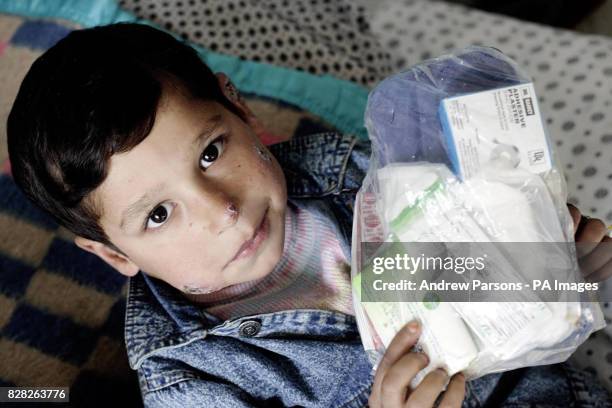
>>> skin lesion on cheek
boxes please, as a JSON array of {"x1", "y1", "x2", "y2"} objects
[
  {"x1": 253, "y1": 143, "x2": 272, "y2": 163},
  {"x1": 251, "y1": 142, "x2": 281, "y2": 183}
]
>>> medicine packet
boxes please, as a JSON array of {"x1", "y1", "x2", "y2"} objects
[{"x1": 351, "y1": 46, "x2": 605, "y2": 386}]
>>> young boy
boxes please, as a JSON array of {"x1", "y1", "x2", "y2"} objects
[{"x1": 7, "y1": 23, "x2": 611, "y2": 407}]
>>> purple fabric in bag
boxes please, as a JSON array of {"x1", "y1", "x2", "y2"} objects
[{"x1": 365, "y1": 46, "x2": 526, "y2": 168}]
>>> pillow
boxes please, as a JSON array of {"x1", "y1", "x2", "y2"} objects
[
  {"x1": 117, "y1": 0, "x2": 394, "y2": 88},
  {"x1": 0, "y1": 0, "x2": 370, "y2": 142}
]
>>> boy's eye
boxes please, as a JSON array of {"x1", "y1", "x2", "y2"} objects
[
  {"x1": 146, "y1": 202, "x2": 174, "y2": 230},
  {"x1": 199, "y1": 137, "x2": 225, "y2": 169}
]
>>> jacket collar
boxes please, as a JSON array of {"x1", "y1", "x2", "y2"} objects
[
  {"x1": 124, "y1": 131, "x2": 358, "y2": 369},
  {"x1": 124, "y1": 273, "x2": 219, "y2": 369},
  {"x1": 268, "y1": 131, "x2": 358, "y2": 197}
]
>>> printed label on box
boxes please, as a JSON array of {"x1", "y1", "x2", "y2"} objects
[{"x1": 439, "y1": 83, "x2": 551, "y2": 180}]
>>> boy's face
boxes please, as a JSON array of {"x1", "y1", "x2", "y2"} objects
[{"x1": 77, "y1": 75, "x2": 287, "y2": 295}]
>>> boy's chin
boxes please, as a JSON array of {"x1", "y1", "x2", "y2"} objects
[{"x1": 177, "y1": 206, "x2": 286, "y2": 296}]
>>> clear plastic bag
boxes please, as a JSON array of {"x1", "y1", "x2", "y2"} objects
[{"x1": 350, "y1": 46, "x2": 605, "y2": 386}]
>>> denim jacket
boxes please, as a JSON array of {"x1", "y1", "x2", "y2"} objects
[{"x1": 124, "y1": 132, "x2": 611, "y2": 408}]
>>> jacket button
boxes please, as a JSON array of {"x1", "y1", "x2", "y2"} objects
[{"x1": 238, "y1": 320, "x2": 261, "y2": 337}]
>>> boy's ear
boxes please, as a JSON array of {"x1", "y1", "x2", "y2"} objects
[
  {"x1": 215, "y1": 72, "x2": 267, "y2": 137},
  {"x1": 74, "y1": 236, "x2": 139, "y2": 277}
]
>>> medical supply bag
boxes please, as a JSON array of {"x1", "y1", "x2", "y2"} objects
[{"x1": 350, "y1": 46, "x2": 605, "y2": 386}]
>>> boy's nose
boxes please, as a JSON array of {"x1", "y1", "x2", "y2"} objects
[
  {"x1": 220, "y1": 202, "x2": 240, "y2": 235},
  {"x1": 190, "y1": 186, "x2": 240, "y2": 235}
]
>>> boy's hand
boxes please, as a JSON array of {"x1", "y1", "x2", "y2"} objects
[
  {"x1": 368, "y1": 321, "x2": 466, "y2": 408},
  {"x1": 568, "y1": 204, "x2": 612, "y2": 283}
]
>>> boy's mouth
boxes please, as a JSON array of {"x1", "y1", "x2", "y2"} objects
[{"x1": 225, "y1": 207, "x2": 269, "y2": 267}]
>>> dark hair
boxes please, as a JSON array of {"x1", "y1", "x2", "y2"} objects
[{"x1": 7, "y1": 23, "x2": 241, "y2": 249}]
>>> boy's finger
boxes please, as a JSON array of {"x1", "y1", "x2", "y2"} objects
[
  {"x1": 378, "y1": 321, "x2": 422, "y2": 375},
  {"x1": 585, "y1": 259, "x2": 612, "y2": 283},
  {"x1": 404, "y1": 368, "x2": 448, "y2": 407},
  {"x1": 576, "y1": 218, "x2": 607, "y2": 257},
  {"x1": 370, "y1": 321, "x2": 422, "y2": 407},
  {"x1": 584, "y1": 239, "x2": 612, "y2": 283},
  {"x1": 568, "y1": 204, "x2": 581, "y2": 234},
  {"x1": 580, "y1": 236, "x2": 612, "y2": 279},
  {"x1": 437, "y1": 373, "x2": 466, "y2": 408},
  {"x1": 380, "y1": 352, "x2": 429, "y2": 408}
]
